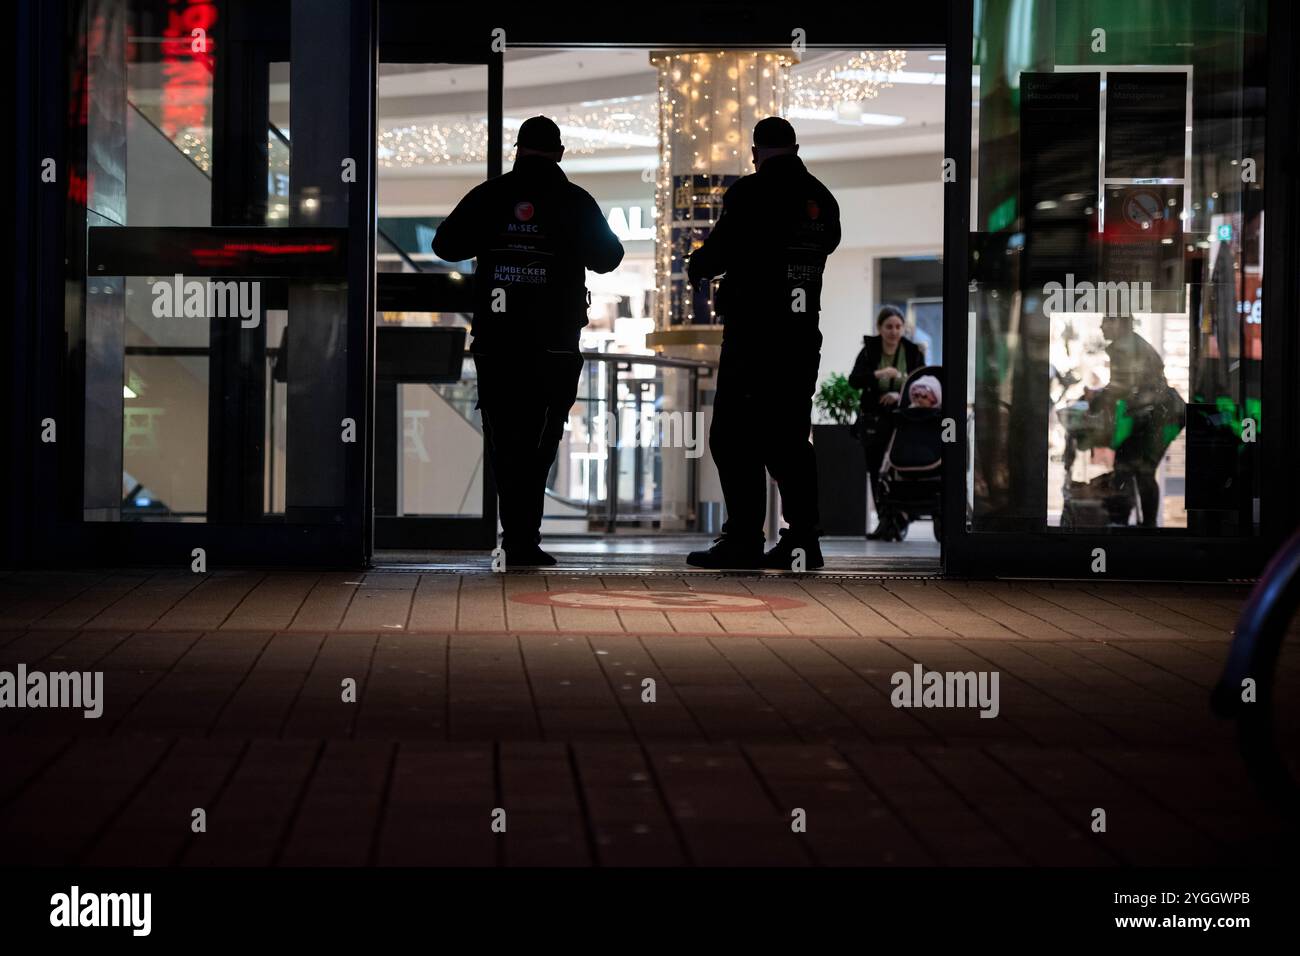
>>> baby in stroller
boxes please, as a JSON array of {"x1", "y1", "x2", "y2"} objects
[{"x1": 876, "y1": 367, "x2": 945, "y2": 541}]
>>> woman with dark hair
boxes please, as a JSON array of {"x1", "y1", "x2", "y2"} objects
[{"x1": 849, "y1": 306, "x2": 925, "y2": 540}]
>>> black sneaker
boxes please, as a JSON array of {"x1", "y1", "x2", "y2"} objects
[
  {"x1": 503, "y1": 545, "x2": 557, "y2": 568},
  {"x1": 686, "y1": 536, "x2": 763, "y2": 569},
  {"x1": 761, "y1": 531, "x2": 825, "y2": 570}
]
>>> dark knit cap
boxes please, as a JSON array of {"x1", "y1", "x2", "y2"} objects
[
  {"x1": 515, "y1": 116, "x2": 562, "y2": 151},
  {"x1": 753, "y1": 116, "x2": 796, "y2": 147}
]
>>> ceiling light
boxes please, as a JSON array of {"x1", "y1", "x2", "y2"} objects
[
  {"x1": 786, "y1": 106, "x2": 906, "y2": 126},
  {"x1": 835, "y1": 69, "x2": 942, "y2": 85}
]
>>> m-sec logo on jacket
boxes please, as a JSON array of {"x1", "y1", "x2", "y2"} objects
[{"x1": 514, "y1": 201, "x2": 535, "y2": 221}]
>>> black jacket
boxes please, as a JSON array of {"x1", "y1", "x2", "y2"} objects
[
  {"x1": 849, "y1": 334, "x2": 925, "y2": 420},
  {"x1": 1104, "y1": 330, "x2": 1167, "y2": 406},
  {"x1": 432, "y1": 155, "x2": 624, "y2": 352},
  {"x1": 686, "y1": 154, "x2": 841, "y2": 349}
]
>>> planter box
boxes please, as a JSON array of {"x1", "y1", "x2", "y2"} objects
[{"x1": 813, "y1": 423, "x2": 867, "y2": 535}]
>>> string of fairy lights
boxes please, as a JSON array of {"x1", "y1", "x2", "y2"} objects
[
  {"x1": 649, "y1": 50, "x2": 793, "y2": 325},
  {"x1": 378, "y1": 98, "x2": 658, "y2": 167},
  {"x1": 371, "y1": 49, "x2": 907, "y2": 169},
  {"x1": 788, "y1": 49, "x2": 908, "y2": 111},
  {"x1": 153, "y1": 50, "x2": 907, "y2": 176}
]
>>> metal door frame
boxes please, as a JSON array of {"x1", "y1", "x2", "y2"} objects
[
  {"x1": 940, "y1": 0, "x2": 1295, "y2": 580},
  {"x1": 372, "y1": 30, "x2": 504, "y2": 552},
  {"x1": 24, "y1": 0, "x2": 378, "y2": 568},
  {"x1": 373, "y1": 0, "x2": 948, "y2": 562}
]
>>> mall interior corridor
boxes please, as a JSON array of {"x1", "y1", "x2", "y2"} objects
[{"x1": 1, "y1": 568, "x2": 1295, "y2": 867}]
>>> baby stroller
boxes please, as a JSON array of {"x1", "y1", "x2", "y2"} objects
[
  {"x1": 876, "y1": 365, "x2": 945, "y2": 541},
  {"x1": 1055, "y1": 384, "x2": 1185, "y2": 529},
  {"x1": 1055, "y1": 398, "x2": 1134, "y2": 528}
]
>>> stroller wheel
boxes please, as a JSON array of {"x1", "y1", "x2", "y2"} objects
[{"x1": 894, "y1": 521, "x2": 909, "y2": 542}]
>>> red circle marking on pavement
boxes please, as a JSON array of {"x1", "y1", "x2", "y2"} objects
[{"x1": 511, "y1": 589, "x2": 805, "y2": 612}]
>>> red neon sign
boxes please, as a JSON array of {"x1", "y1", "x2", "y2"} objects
[{"x1": 160, "y1": 0, "x2": 217, "y2": 138}]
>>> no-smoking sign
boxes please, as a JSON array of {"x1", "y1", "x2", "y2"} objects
[{"x1": 511, "y1": 589, "x2": 805, "y2": 612}]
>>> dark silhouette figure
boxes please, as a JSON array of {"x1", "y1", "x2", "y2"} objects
[
  {"x1": 685, "y1": 117, "x2": 841, "y2": 570},
  {"x1": 433, "y1": 116, "x2": 624, "y2": 566},
  {"x1": 1090, "y1": 314, "x2": 1181, "y2": 528},
  {"x1": 849, "y1": 306, "x2": 924, "y2": 540}
]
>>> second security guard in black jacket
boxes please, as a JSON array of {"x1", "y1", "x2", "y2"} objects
[
  {"x1": 685, "y1": 117, "x2": 841, "y2": 570},
  {"x1": 433, "y1": 116, "x2": 624, "y2": 566}
]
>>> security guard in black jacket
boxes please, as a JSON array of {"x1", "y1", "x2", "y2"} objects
[
  {"x1": 685, "y1": 117, "x2": 841, "y2": 570},
  {"x1": 433, "y1": 116, "x2": 624, "y2": 566}
]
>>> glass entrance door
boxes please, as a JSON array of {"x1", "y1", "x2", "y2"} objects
[
  {"x1": 42, "y1": 0, "x2": 377, "y2": 566},
  {"x1": 372, "y1": 51, "x2": 503, "y2": 551},
  {"x1": 943, "y1": 0, "x2": 1277, "y2": 579}
]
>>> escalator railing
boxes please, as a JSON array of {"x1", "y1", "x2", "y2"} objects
[
  {"x1": 383, "y1": 348, "x2": 714, "y2": 533},
  {"x1": 561, "y1": 351, "x2": 712, "y2": 532},
  {"x1": 1212, "y1": 526, "x2": 1300, "y2": 808}
]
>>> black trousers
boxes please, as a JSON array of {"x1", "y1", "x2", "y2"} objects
[
  {"x1": 1114, "y1": 421, "x2": 1162, "y2": 528},
  {"x1": 473, "y1": 350, "x2": 584, "y2": 549},
  {"x1": 860, "y1": 414, "x2": 908, "y2": 530},
  {"x1": 710, "y1": 342, "x2": 821, "y2": 544},
  {"x1": 861, "y1": 421, "x2": 893, "y2": 518}
]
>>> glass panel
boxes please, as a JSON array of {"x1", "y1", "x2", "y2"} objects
[
  {"x1": 376, "y1": 351, "x2": 704, "y2": 529},
  {"x1": 120, "y1": 271, "x2": 211, "y2": 520},
  {"x1": 75, "y1": 0, "x2": 356, "y2": 530},
  {"x1": 878, "y1": 256, "x2": 945, "y2": 365},
  {"x1": 267, "y1": 91, "x2": 292, "y2": 225},
  {"x1": 376, "y1": 62, "x2": 490, "y2": 274},
  {"x1": 122, "y1": 353, "x2": 209, "y2": 520},
  {"x1": 542, "y1": 358, "x2": 702, "y2": 532},
  {"x1": 374, "y1": 64, "x2": 488, "y2": 526},
  {"x1": 397, "y1": 359, "x2": 484, "y2": 519},
  {"x1": 80, "y1": 0, "x2": 218, "y2": 521},
  {"x1": 122, "y1": 2, "x2": 216, "y2": 227},
  {"x1": 967, "y1": 0, "x2": 1266, "y2": 535}
]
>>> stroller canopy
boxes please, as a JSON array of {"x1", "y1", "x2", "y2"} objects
[{"x1": 884, "y1": 365, "x2": 945, "y2": 473}]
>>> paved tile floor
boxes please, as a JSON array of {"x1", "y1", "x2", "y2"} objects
[{"x1": 0, "y1": 569, "x2": 1296, "y2": 866}]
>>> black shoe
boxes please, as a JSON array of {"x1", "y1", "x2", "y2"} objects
[
  {"x1": 686, "y1": 536, "x2": 763, "y2": 569},
  {"x1": 761, "y1": 531, "x2": 825, "y2": 570},
  {"x1": 503, "y1": 545, "x2": 557, "y2": 568}
]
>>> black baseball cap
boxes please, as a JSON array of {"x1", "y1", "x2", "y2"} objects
[
  {"x1": 515, "y1": 116, "x2": 563, "y2": 151},
  {"x1": 753, "y1": 116, "x2": 796, "y2": 148}
]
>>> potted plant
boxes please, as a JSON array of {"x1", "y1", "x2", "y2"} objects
[
  {"x1": 812, "y1": 373, "x2": 868, "y2": 534},
  {"x1": 815, "y1": 373, "x2": 861, "y2": 426}
]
